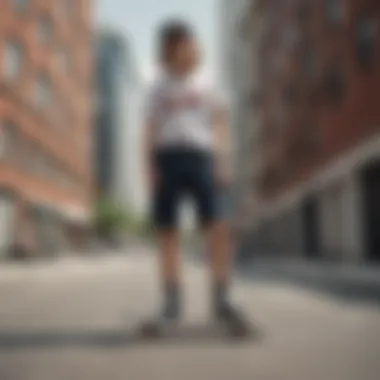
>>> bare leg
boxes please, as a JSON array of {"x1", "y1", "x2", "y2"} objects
[
  {"x1": 157, "y1": 228, "x2": 181, "y2": 284},
  {"x1": 156, "y1": 228, "x2": 181, "y2": 320},
  {"x1": 204, "y1": 219, "x2": 248, "y2": 335},
  {"x1": 204, "y1": 219, "x2": 234, "y2": 316},
  {"x1": 204, "y1": 220, "x2": 232, "y2": 283}
]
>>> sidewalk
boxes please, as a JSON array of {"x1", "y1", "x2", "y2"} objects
[
  {"x1": 237, "y1": 257, "x2": 380, "y2": 302},
  {"x1": 1, "y1": 253, "x2": 380, "y2": 380}
]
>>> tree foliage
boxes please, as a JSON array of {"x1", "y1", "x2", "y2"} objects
[{"x1": 94, "y1": 198, "x2": 152, "y2": 239}]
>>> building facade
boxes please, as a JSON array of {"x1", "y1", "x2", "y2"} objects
[
  {"x1": 247, "y1": 0, "x2": 380, "y2": 262},
  {"x1": 219, "y1": 0, "x2": 264, "y2": 238},
  {"x1": 94, "y1": 29, "x2": 146, "y2": 218},
  {"x1": 94, "y1": 29, "x2": 127, "y2": 198},
  {"x1": 0, "y1": 0, "x2": 93, "y2": 257}
]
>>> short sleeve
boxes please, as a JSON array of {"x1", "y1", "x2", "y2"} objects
[
  {"x1": 143, "y1": 83, "x2": 160, "y2": 122},
  {"x1": 208, "y1": 84, "x2": 230, "y2": 116}
]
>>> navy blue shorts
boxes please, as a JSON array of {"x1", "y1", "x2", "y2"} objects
[{"x1": 152, "y1": 149, "x2": 228, "y2": 229}]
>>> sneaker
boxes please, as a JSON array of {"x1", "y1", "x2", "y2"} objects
[
  {"x1": 161, "y1": 299, "x2": 180, "y2": 322},
  {"x1": 140, "y1": 302, "x2": 180, "y2": 338},
  {"x1": 215, "y1": 302, "x2": 250, "y2": 337}
]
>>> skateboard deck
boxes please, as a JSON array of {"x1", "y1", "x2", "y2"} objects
[{"x1": 139, "y1": 319, "x2": 256, "y2": 341}]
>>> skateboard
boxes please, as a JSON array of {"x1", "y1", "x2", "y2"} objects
[{"x1": 139, "y1": 317, "x2": 254, "y2": 340}]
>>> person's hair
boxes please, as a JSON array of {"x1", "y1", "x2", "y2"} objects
[{"x1": 157, "y1": 19, "x2": 194, "y2": 61}]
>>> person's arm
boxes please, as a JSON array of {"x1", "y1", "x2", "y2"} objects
[
  {"x1": 211, "y1": 89, "x2": 233, "y2": 187},
  {"x1": 143, "y1": 119, "x2": 156, "y2": 191},
  {"x1": 142, "y1": 85, "x2": 158, "y2": 192}
]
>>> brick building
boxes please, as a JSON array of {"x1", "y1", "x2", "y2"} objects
[
  {"x1": 0, "y1": 0, "x2": 93, "y2": 257},
  {"x1": 243, "y1": 0, "x2": 380, "y2": 262},
  {"x1": 220, "y1": 0, "x2": 267, "y2": 261}
]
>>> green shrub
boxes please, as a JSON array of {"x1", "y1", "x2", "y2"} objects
[{"x1": 94, "y1": 198, "x2": 152, "y2": 240}]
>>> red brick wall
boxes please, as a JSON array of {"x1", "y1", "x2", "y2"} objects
[
  {"x1": 258, "y1": 0, "x2": 380, "y2": 200},
  {"x1": 0, "y1": 0, "x2": 93, "y2": 214}
]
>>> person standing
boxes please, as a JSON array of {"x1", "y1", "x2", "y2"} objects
[{"x1": 143, "y1": 19, "x2": 248, "y2": 333}]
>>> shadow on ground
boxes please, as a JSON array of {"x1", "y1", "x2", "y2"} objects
[
  {"x1": 0, "y1": 324, "x2": 260, "y2": 352},
  {"x1": 236, "y1": 257, "x2": 380, "y2": 307}
]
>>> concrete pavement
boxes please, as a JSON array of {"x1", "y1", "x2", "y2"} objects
[
  {"x1": 0, "y1": 252, "x2": 380, "y2": 380},
  {"x1": 237, "y1": 257, "x2": 380, "y2": 304}
]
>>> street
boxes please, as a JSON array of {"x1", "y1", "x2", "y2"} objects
[{"x1": 1, "y1": 251, "x2": 380, "y2": 380}]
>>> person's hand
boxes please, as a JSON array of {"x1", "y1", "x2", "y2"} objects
[
  {"x1": 147, "y1": 167, "x2": 159, "y2": 193},
  {"x1": 215, "y1": 160, "x2": 232, "y2": 189}
]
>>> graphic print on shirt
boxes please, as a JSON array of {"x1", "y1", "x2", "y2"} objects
[
  {"x1": 161, "y1": 92, "x2": 203, "y2": 112},
  {"x1": 158, "y1": 88, "x2": 207, "y2": 145},
  {"x1": 146, "y1": 74, "x2": 227, "y2": 151}
]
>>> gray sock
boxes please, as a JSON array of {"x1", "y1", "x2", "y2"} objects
[
  {"x1": 163, "y1": 281, "x2": 180, "y2": 318},
  {"x1": 213, "y1": 280, "x2": 229, "y2": 312}
]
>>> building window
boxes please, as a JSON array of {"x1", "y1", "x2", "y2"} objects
[
  {"x1": 11, "y1": 0, "x2": 28, "y2": 13},
  {"x1": 273, "y1": 99, "x2": 287, "y2": 131},
  {"x1": 28, "y1": 145, "x2": 42, "y2": 175},
  {"x1": 20, "y1": 140, "x2": 31, "y2": 171},
  {"x1": 57, "y1": 48, "x2": 71, "y2": 74},
  {"x1": 261, "y1": 167, "x2": 279, "y2": 194},
  {"x1": 324, "y1": 65, "x2": 346, "y2": 104},
  {"x1": 0, "y1": 123, "x2": 4, "y2": 160},
  {"x1": 297, "y1": 2, "x2": 312, "y2": 24},
  {"x1": 300, "y1": 44, "x2": 319, "y2": 80},
  {"x1": 325, "y1": 0, "x2": 344, "y2": 27},
  {"x1": 61, "y1": 170, "x2": 73, "y2": 190},
  {"x1": 41, "y1": 155, "x2": 50, "y2": 178},
  {"x1": 64, "y1": 104, "x2": 74, "y2": 126},
  {"x1": 302, "y1": 121, "x2": 321, "y2": 151},
  {"x1": 15, "y1": 135, "x2": 26, "y2": 168},
  {"x1": 356, "y1": 17, "x2": 378, "y2": 69},
  {"x1": 247, "y1": 89, "x2": 262, "y2": 108},
  {"x1": 37, "y1": 15, "x2": 53, "y2": 44},
  {"x1": 283, "y1": 83, "x2": 299, "y2": 106},
  {"x1": 306, "y1": 87, "x2": 321, "y2": 107},
  {"x1": 55, "y1": 164, "x2": 61, "y2": 183},
  {"x1": 34, "y1": 74, "x2": 52, "y2": 108},
  {"x1": 261, "y1": 123, "x2": 276, "y2": 145},
  {"x1": 35, "y1": 152, "x2": 49, "y2": 178},
  {"x1": 45, "y1": 161, "x2": 53, "y2": 181},
  {"x1": 3, "y1": 40, "x2": 23, "y2": 80},
  {"x1": 283, "y1": 27, "x2": 300, "y2": 50},
  {"x1": 2, "y1": 123, "x2": 18, "y2": 163},
  {"x1": 59, "y1": 0, "x2": 73, "y2": 18},
  {"x1": 272, "y1": 49, "x2": 286, "y2": 74}
]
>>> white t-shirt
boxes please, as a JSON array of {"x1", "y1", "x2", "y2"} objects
[{"x1": 145, "y1": 72, "x2": 228, "y2": 152}]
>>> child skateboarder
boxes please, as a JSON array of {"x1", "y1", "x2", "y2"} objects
[{"x1": 143, "y1": 19, "x2": 248, "y2": 335}]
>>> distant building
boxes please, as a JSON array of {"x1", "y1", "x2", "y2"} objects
[
  {"x1": 245, "y1": 0, "x2": 380, "y2": 263},
  {"x1": 0, "y1": 0, "x2": 93, "y2": 257},
  {"x1": 123, "y1": 82, "x2": 147, "y2": 217},
  {"x1": 94, "y1": 29, "x2": 127, "y2": 198},
  {"x1": 94, "y1": 29, "x2": 147, "y2": 217},
  {"x1": 219, "y1": 0, "x2": 264, "y2": 234}
]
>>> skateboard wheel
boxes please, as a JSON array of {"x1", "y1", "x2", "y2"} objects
[
  {"x1": 141, "y1": 322, "x2": 161, "y2": 338},
  {"x1": 227, "y1": 323, "x2": 250, "y2": 339}
]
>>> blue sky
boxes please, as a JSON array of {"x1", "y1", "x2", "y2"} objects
[{"x1": 95, "y1": 0, "x2": 219, "y2": 82}]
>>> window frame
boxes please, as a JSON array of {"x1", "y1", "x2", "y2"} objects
[
  {"x1": 2, "y1": 122, "x2": 19, "y2": 164},
  {"x1": 59, "y1": 0, "x2": 74, "y2": 18},
  {"x1": 3, "y1": 40, "x2": 23, "y2": 81},
  {"x1": 34, "y1": 73, "x2": 53, "y2": 108},
  {"x1": 0, "y1": 123, "x2": 4, "y2": 161},
  {"x1": 37, "y1": 14, "x2": 54, "y2": 45},
  {"x1": 11, "y1": 0, "x2": 28, "y2": 14},
  {"x1": 324, "y1": 63, "x2": 347, "y2": 105},
  {"x1": 356, "y1": 16, "x2": 378, "y2": 69},
  {"x1": 324, "y1": 0, "x2": 345, "y2": 28}
]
